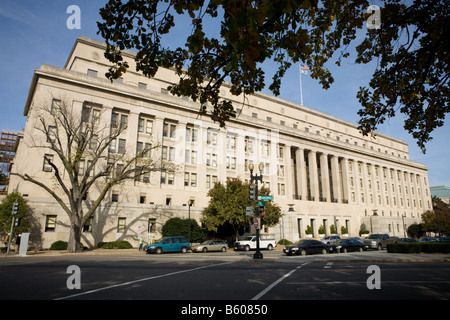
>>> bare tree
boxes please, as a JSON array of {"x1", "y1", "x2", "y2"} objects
[{"x1": 13, "y1": 97, "x2": 174, "y2": 252}]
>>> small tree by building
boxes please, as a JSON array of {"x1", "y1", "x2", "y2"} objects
[{"x1": 0, "y1": 192, "x2": 31, "y2": 245}]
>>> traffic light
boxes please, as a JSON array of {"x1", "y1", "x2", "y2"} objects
[
  {"x1": 12, "y1": 200, "x2": 19, "y2": 215},
  {"x1": 14, "y1": 217, "x2": 20, "y2": 227},
  {"x1": 259, "y1": 205, "x2": 265, "y2": 216},
  {"x1": 249, "y1": 185, "x2": 256, "y2": 200}
]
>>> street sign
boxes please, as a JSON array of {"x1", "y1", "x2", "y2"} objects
[
  {"x1": 253, "y1": 218, "x2": 259, "y2": 230},
  {"x1": 258, "y1": 195, "x2": 273, "y2": 201}
]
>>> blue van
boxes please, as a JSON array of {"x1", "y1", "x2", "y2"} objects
[{"x1": 145, "y1": 236, "x2": 190, "y2": 254}]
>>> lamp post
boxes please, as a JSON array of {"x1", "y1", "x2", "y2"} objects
[
  {"x1": 249, "y1": 163, "x2": 264, "y2": 260},
  {"x1": 187, "y1": 199, "x2": 193, "y2": 242}
]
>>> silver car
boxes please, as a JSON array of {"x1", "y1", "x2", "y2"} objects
[
  {"x1": 193, "y1": 240, "x2": 228, "y2": 253},
  {"x1": 321, "y1": 235, "x2": 341, "y2": 245}
]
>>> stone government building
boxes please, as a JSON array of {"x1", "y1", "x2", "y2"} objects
[{"x1": 9, "y1": 36, "x2": 432, "y2": 249}]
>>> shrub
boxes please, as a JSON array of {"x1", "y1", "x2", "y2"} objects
[
  {"x1": 387, "y1": 242, "x2": 450, "y2": 254},
  {"x1": 49, "y1": 240, "x2": 68, "y2": 250},
  {"x1": 97, "y1": 241, "x2": 133, "y2": 249},
  {"x1": 387, "y1": 243, "x2": 421, "y2": 253},
  {"x1": 278, "y1": 239, "x2": 293, "y2": 245}
]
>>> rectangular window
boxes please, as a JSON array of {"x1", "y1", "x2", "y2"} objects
[
  {"x1": 163, "y1": 122, "x2": 176, "y2": 138},
  {"x1": 51, "y1": 99, "x2": 61, "y2": 115},
  {"x1": 43, "y1": 154, "x2": 54, "y2": 172},
  {"x1": 118, "y1": 139, "x2": 126, "y2": 154},
  {"x1": 117, "y1": 217, "x2": 126, "y2": 233},
  {"x1": 45, "y1": 215, "x2": 57, "y2": 232}
]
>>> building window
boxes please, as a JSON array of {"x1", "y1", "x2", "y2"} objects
[
  {"x1": 207, "y1": 131, "x2": 218, "y2": 146},
  {"x1": 186, "y1": 127, "x2": 198, "y2": 143},
  {"x1": 51, "y1": 99, "x2": 61, "y2": 115},
  {"x1": 112, "y1": 192, "x2": 119, "y2": 202},
  {"x1": 138, "y1": 118, "x2": 153, "y2": 134},
  {"x1": 162, "y1": 146, "x2": 175, "y2": 161},
  {"x1": 83, "y1": 217, "x2": 93, "y2": 232},
  {"x1": 118, "y1": 139, "x2": 126, "y2": 154},
  {"x1": 163, "y1": 122, "x2": 176, "y2": 138},
  {"x1": 43, "y1": 154, "x2": 54, "y2": 172},
  {"x1": 117, "y1": 217, "x2": 126, "y2": 233},
  {"x1": 45, "y1": 215, "x2": 57, "y2": 232},
  {"x1": 161, "y1": 171, "x2": 175, "y2": 185},
  {"x1": 47, "y1": 126, "x2": 57, "y2": 143}
]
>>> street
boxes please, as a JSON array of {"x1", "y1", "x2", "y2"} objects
[{"x1": 1, "y1": 250, "x2": 449, "y2": 306}]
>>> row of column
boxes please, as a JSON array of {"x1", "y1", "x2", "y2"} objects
[{"x1": 290, "y1": 147, "x2": 431, "y2": 213}]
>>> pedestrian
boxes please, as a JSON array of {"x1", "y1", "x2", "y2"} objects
[
  {"x1": 3, "y1": 233, "x2": 10, "y2": 251},
  {"x1": 138, "y1": 238, "x2": 144, "y2": 251}
]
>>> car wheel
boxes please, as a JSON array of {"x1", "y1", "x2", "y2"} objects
[
  {"x1": 321, "y1": 248, "x2": 327, "y2": 254},
  {"x1": 343, "y1": 248, "x2": 347, "y2": 253},
  {"x1": 155, "y1": 247, "x2": 162, "y2": 254},
  {"x1": 245, "y1": 245, "x2": 250, "y2": 251},
  {"x1": 267, "y1": 244, "x2": 273, "y2": 250},
  {"x1": 181, "y1": 247, "x2": 187, "y2": 253},
  {"x1": 377, "y1": 244, "x2": 382, "y2": 251},
  {"x1": 358, "y1": 247, "x2": 363, "y2": 252},
  {"x1": 221, "y1": 247, "x2": 227, "y2": 252},
  {"x1": 202, "y1": 247, "x2": 208, "y2": 253},
  {"x1": 300, "y1": 249, "x2": 307, "y2": 256}
]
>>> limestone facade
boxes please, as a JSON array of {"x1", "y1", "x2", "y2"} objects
[{"x1": 9, "y1": 36, "x2": 432, "y2": 248}]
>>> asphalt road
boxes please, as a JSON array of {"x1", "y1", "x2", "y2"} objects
[{"x1": 1, "y1": 250, "x2": 449, "y2": 305}]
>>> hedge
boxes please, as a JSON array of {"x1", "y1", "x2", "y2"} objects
[
  {"x1": 387, "y1": 242, "x2": 450, "y2": 254},
  {"x1": 97, "y1": 241, "x2": 133, "y2": 249}
]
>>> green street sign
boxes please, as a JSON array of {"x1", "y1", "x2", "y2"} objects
[
  {"x1": 258, "y1": 201, "x2": 264, "y2": 206},
  {"x1": 258, "y1": 195, "x2": 274, "y2": 201}
]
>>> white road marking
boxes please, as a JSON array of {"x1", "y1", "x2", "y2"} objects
[
  {"x1": 251, "y1": 262, "x2": 310, "y2": 300},
  {"x1": 54, "y1": 261, "x2": 234, "y2": 300}
]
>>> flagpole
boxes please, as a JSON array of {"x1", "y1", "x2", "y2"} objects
[{"x1": 299, "y1": 64, "x2": 304, "y2": 106}]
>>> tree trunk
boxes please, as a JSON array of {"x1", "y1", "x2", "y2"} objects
[{"x1": 67, "y1": 215, "x2": 82, "y2": 253}]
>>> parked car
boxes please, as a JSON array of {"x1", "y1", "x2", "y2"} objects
[
  {"x1": 440, "y1": 236, "x2": 450, "y2": 242},
  {"x1": 321, "y1": 235, "x2": 341, "y2": 245},
  {"x1": 193, "y1": 240, "x2": 228, "y2": 253},
  {"x1": 329, "y1": 238, "x2": 364, "y2": 253},
  {"x1": 418, "y1": 236, "x2": 438, "y2": 242},
  {"x1": 400, "y1": 237, "x2": 417, "y2": 242},
  {"x1": 145, "y1": 236, "x2": 190, "y2": 254},
  {"x1": 283, "y1": 239, "x2": 330, "y2": 256},
  {"x1": 363, "y1": 233, "x2": 398, "y2": 250}
]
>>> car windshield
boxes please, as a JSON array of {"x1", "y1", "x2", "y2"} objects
[
  {"x1": 367, "y1": 234, "x2": 382, "y2": 239},
  {"x1": 153, "y1": 237, "x2": 166, "y2": 244},
  {"x1": 242, "y1": 236, "x2": 254, "y2": 241},
  {"x1": 200, "y1": 241, "x2": 211, "y2": 245},
  {"x1": 294, "y1": 240, "x2": 309, "y2": 245}
]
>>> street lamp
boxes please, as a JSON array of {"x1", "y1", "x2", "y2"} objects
[
  {"x1": 248, "y1": 162, "x2": 264, "y2": 259},
  {"x1": 187, "y1": 199, "x2": 193, "y2": 242}
]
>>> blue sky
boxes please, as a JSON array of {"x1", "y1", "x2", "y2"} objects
[{"x1": 0, "y1": 0, "x2": 448, "y2": 187}]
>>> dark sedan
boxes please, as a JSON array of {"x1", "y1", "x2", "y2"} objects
[
  {"x1": 283, "y1": 239, "x2": 330, "y2": 256},
  {"x1": 329, "y1": 238, "x2": 364, "y2": 253}
]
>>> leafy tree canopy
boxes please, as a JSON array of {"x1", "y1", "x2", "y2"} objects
[{"x1": 98, "y1": 0, "x2": 449, "y2": 152}]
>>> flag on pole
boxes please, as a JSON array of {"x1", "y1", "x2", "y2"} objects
[
  {"x1": 299, "y1": 65, "x2": 309, "y2": 105},
  {"x1": 301, "y1": 65, "x2": 310, "y2": 75}
]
